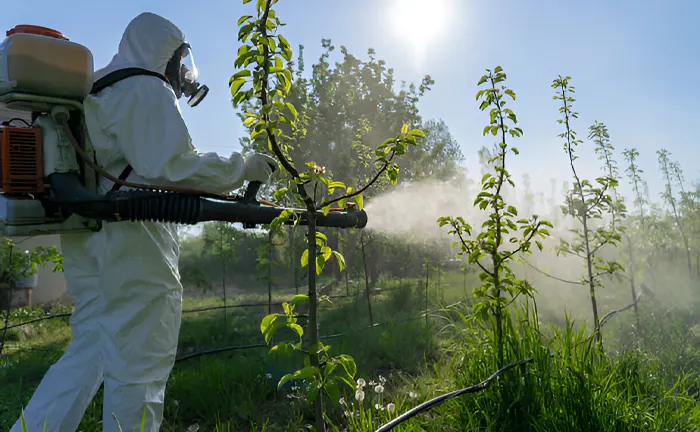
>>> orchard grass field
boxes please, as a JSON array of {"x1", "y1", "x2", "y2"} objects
[{"x1": 2, "y1": 269, "x2": 700, "y2": 431}]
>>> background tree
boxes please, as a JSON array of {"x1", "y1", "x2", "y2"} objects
[{"x1": 552, "y1": 76, "x2": 624, "y2": 349}]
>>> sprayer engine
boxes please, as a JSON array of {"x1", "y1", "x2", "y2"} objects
[{"x1": 0, "y1": 25, "x2": 100, "y2": 236}]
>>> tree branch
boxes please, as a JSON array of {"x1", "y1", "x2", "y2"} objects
[
  {"x1": 520, "y1": 257, "x2": 581, "y2": 285},
  {"x1": 599, "y1": 292, "x2": 643, "y2": 327},
  {"x1": 503, "y1": 222, "x2": 543, "y2": 262},
  {"x1": 316, "y1": 151, "x2": 395, "y2": 210},
  {"x1": 454, "y1": 228, "x2": 491, "y2": 276}
]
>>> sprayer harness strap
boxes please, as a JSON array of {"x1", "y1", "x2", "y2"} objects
[{"x1": 89, "y1": 68, "x2": 171, "y2": 192}]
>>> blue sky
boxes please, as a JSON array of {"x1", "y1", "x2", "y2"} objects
[{"x1": 4, "y1": 0, "x2": 699, "y2": 205}]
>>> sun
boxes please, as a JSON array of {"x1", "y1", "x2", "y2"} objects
[{"x1": 387, "y1": 0, "x2": 453, "y2": 62}]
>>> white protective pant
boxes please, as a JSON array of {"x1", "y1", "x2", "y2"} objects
[{"x1": 11, "y1": 221, "x2": 182, "y2": 432}]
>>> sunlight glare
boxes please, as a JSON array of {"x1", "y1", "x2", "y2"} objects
[{"x1": 388, "y1": 0, "x2": 453, "y2": 63}]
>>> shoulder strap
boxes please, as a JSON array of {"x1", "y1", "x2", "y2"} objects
[
  {"x1": 90, "y1": 67, "x2": 169, "y2": 95},
  {"x1": 90, "y1": 68, "x2": 169, "y2": 192}
]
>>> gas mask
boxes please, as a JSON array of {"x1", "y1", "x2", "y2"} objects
[{"x1": 165, "y1": 42, "x2": 209, "y2": 107}]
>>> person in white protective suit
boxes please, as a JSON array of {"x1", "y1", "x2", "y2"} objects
[{"x1": 10, "y1": 12, "x2": 276, "y2": 432}]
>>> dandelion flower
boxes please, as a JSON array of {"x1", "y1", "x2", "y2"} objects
[
  {"x1": 340, "y1": 397, "x2": 345, "y2": 406},
  {"x1": 355, "y1": 389, "x2": 365, "y2": 402},
  {"x1": 357, "y1": 378, "x2": 366, "y2": 388},
  {"x1": 387, "y1": 403, "x2": 396, "y2": 413},
  {"x1": 409, "y1": 391, "x2": 418, "y2": 399},
  {"x1": 374, "y1": 384, "x2": 384, "y2": 394},
  {"x1": 375, "y1": 403, "x2": 384, "y2": 411}
]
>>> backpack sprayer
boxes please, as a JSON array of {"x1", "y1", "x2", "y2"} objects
[{"x1": 0, "y1": 25, "x2": 367, "y2": 237}]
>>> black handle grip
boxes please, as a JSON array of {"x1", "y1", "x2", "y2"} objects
[
  {"x1": 241, "y1": 160, "x2": 277, "y2": 204},
  {"x1": 243, "y1": 181, "x2": 262, "y2": 203}
]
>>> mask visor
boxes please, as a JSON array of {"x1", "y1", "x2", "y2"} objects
[{"x1": 180, "y1": 45, "x2": 199, "y2": 85}]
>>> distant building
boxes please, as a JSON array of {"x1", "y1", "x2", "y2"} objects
[{"x1": 1, "y1": 104, "x2": 68, "y2": 306}]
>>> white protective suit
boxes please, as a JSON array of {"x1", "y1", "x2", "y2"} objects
[{"x1": 11, "y1": 12, "x2": 274, "y2": 432}]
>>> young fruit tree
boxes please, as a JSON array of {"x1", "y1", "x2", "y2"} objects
[
  {"x1": 438, "y1": 66, "x2": 552, "y2": 367},
  {"x1": 229, "y1": 1, "x2": 424, "y2": 429},
  {"x1": 552, "y1": 76, "x2": 625, "y2": 349}
]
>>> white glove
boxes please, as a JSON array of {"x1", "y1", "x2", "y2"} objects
[{"x1": 243, "y1": 153, "x2": 277, "y2": 183}]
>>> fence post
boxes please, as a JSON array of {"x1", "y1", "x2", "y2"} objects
[
  {"x1": 424, "y1": 258, "x2": 429, "y2": 326},
  {"x1": 268, "y1": 231, "x2": 273, "y2": 316},
  {"x1": 220, "y1": 223, "x2": 227, "y2": 332},
  {"x1": 360, "y1": 232, "x2": 374, "y2": 326}
]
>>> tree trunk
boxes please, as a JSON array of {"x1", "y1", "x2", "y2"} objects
[{"x1": 306, "y1": 215, "x2": 325, "y2": 432}]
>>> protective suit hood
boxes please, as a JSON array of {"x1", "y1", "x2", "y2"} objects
[{"x1": 94, "y1": 12, "x2": 186, "y2": 81}]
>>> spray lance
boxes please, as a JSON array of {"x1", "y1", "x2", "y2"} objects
[{"x1": 0, "y1": 25, "x2": 367, "y2": 236}]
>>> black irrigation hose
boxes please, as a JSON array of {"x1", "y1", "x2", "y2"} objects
[
  {"x1": 173, "y1": 300, "x2": 468, "y2": 364},
  {"x1": 2, "y1": 285, "x2": 403, "y2": 331},
  {"x1": 3, "y1": 313, "x2": 72, "y2": 331},
  {"x1": 3, "y1": 287, "x2": 458, "y2": 361},
  {"x1": 174, "y1": 343, "x2": 269, "y2": 362},
  {"x1": 374, "y1": 358, "x2": 533, "y2": 432}
]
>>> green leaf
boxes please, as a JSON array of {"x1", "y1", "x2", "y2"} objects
[
  {"x1": 232, "y1": 69, "x2": 252, "y2": 79},
  {"x1": 273, "y1": 188, "x2": 288, "y2": 201},
  {"x1": 269, "y1": 342, "x2": 295, "y2": 355},
  {"x1": 329, "y1": 181, "x2": 346, "y2": 189},
  {"x1": 325, "y1": 381, "x2": 341, "y2": 402},
  {"x1": 291, "y1": 294, "x2": 309, "y2": 306},
  {"x1": 324, "y1": 361, "x2": 338, "y2": 378},
  {"x1": 401, "y1": 123, "x2": 409, "y2": 134},
  {"x1": 286, "y1": 102, "x2": 298, "y2": 121},
  {"x1": 260, "y1": 314, "x2": 278, "y2": 336},
  {"x1": 277, "y1": 373, "x2": 295, "y2": 389},
  {"x1": 284, "y1": 323, "x2": 304, "y2": 339},
  {"x1": 229, "y1": 78, "x2": 246, "y2": 97},
  {"x1": 322, "y1": 205, "x2": 331, "y2": 216},
  {"x1": 336, "y1": 354, "x2": 357, "y2": 378},
  {"x1": 309, "y1": 341, "x2": 328, "y2": 355},
  {"x1": 315, "y1": 255, "x2": 325, "y2": 275},
  {"x1": 321, "y1": 246, "x2": 332, "y2": 261},
  {"x1": 260, "y1": 314, "x2": 281, "y2": 344},
  {"x1": 301, "y1": 249, "x2": 309, "y2": 267},
  {"x1": 307, "y1": 380, "x2": 321, "y2": 403},
  {"x1": 332, "y1": 251, "x2": 346, "y2": 271},
  {"x1": 237, "y1": 15, "x2": 253, "y2": 25},
  {"x1": 354, "y1": 194, "x2": 364, "y2": 211},
  {"x1": 296, "y1": 366, "x2": 321, "y2": 381}
]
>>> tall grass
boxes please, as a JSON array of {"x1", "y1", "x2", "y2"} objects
[{"x1": 4, "y1": 276, "x2": 700, "y2": 431}]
